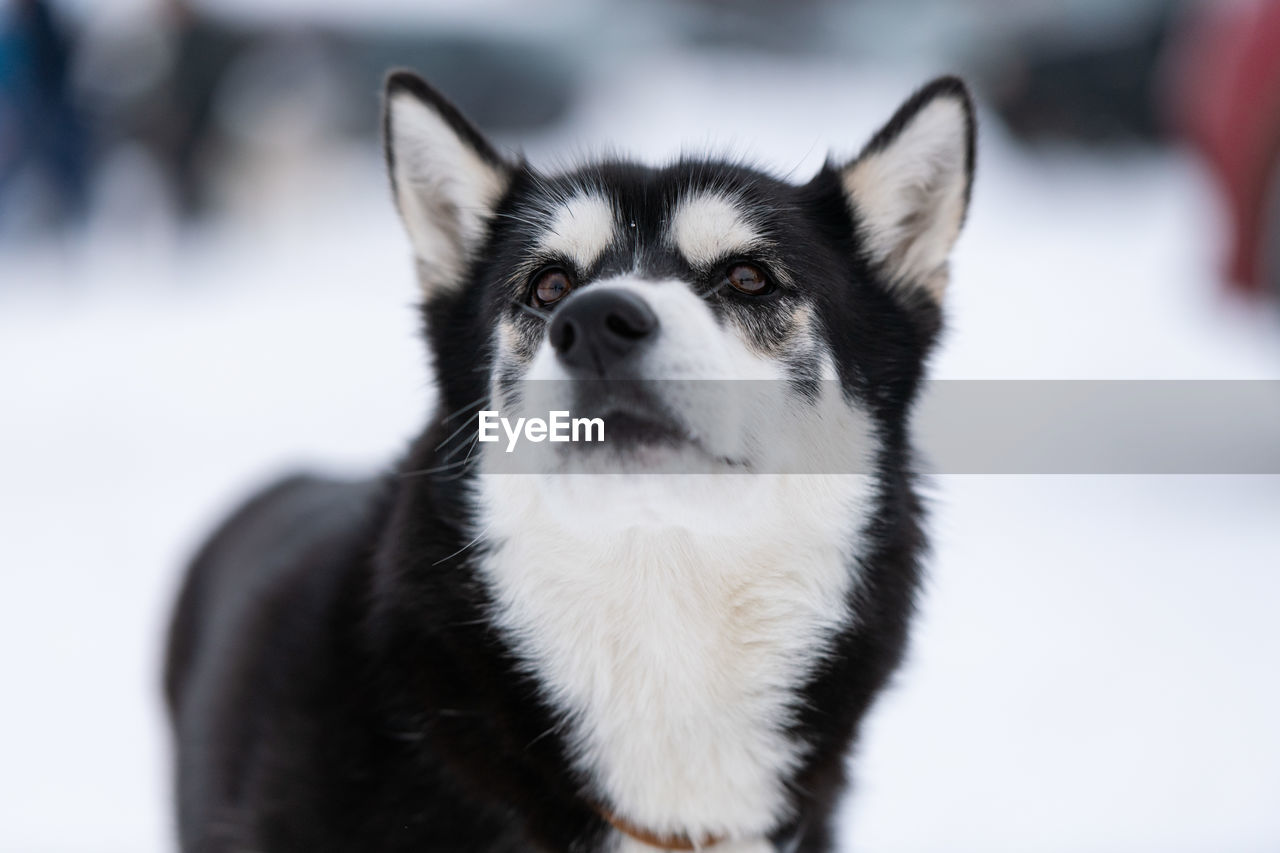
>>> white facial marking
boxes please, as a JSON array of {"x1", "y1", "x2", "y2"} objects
[
  {"x1": 537, "y1": 192, "x2": 617, "y2": 271},
  {"x1": 670, "y1": 193, "x2": 764, "y2": 268}
]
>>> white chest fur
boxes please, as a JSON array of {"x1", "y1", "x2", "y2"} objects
[{"x1": 473, "y1": 473, "x2": 870, "y2": 844}]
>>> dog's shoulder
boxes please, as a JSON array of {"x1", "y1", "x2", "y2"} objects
[{"x1": 164, "y1": 473, "x2": 387, "y2": 717}]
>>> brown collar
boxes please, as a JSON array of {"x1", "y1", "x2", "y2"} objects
[{"x1": 596, "y1": 805, "x2": 727, "y2": 850}]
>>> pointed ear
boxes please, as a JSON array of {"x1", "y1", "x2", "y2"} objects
[
  {"x1": 840, "y1": 76, "x2": 975, "y2": 303},
  {"x1": 383, "y1": 70, "x2": 512, "y2": 296}
]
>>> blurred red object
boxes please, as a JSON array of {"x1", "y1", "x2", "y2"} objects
[{"x1": 1169, "y1": 0, "x2": 1280, "y2": 297}]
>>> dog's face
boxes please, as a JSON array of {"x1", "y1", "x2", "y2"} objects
[{"x1": 384, "y1": 72, "x2": 973, "y2": 530}]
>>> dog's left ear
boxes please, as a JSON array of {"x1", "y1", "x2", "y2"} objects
[
  {"x1": 840, "y1": 77, "x2": 975, "y2": 304},
  {"x1": 383, "y1": 70, "x2": 513, "y2": 296}
]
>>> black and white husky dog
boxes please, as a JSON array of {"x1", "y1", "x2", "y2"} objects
[{"x1": 164, "y1": 70, "x2": 975, "y2": 853}]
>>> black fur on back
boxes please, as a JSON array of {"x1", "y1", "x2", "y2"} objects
[{"x1": 164, "y1": 73, "x2": 972, "y2": 852}]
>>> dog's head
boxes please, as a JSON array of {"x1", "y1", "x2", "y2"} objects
[{"x1": 384, "y1": 71, "x2": 973, "y2": 530}]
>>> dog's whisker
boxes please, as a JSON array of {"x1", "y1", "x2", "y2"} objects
[
  {"x1": 459, "y1": 430, "x2": 482, "y2": 466},
  {"x1": 492, "y1": 211, "x2": 548, "y2": 230},
  {"x1": 514, "y1": 301, "x2": 551, "y2": 323},
  {"x1": 432, "y1": 523, "x2": 493, "y2": 566},
  {"x1": 524, "y1": 719, "x2": 567, "y2": 751},
  {"x1": 440, "y1": 428, "x2": 482, "y2": 464},
  {"x1": 438, "y1": 392, "x2": 493, "y2": 424},
  {"x1": 697, "y1": 278, "x2": 733, "y2": 300},
  {"x1": 398, "y1": 456, "x2": 477, "y2": 479},
  {"x1": 432, "y1": 434, "x2": 485, "y2": 480},
  {"x1": 434, "y1": 401, "x2": 490, "y2": 452}
]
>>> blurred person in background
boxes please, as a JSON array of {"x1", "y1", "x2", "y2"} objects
[
  {"x1": 1167, "y1": 0, "x2": 1280, "y2": 301},
  {"x1": 0, "y1": 0, "x2": 89, "y2": 233}
]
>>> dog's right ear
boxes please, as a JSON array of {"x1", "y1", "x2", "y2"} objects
[{"x1": 383, "y1": 71, "x2": 512, "y2": 296}]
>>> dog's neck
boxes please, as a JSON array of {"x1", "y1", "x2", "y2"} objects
[{"x1": 472, "y1": 474, "x2": 870, "y2": 844}]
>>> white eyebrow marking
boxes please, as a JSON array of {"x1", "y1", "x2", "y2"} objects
[
  {"x1": 669, "y1": 192, "x2": 764, "y2": 267},
  {"x1": 536, "y1": 192, "x2": 617, "y2": 270}
]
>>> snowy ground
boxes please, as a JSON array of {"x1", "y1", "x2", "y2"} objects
[{"x1": 2, "y1": 55, "x2": 1279, "y2": 852}]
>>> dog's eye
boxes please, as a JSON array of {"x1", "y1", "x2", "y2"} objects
[
  {"x1": 531, "y1": 269, "x2": 574, "y2": 306},
  {"x1": 724, "y1": 263, "x2": 772, "y2": 296}
]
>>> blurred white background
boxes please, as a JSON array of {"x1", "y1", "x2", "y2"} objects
[{"x1": 2, "y1": 0, "x2": 1279, "y2": 850}]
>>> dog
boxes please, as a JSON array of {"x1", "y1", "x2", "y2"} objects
[{"x1": 164, "y1": 69, "x2": 975, "y2": 852}]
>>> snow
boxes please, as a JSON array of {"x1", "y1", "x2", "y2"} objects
[{"x1": 1, "y1": 54, "x2": 1278, "y2": 852}]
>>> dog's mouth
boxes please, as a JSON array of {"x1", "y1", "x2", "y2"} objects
[
  {"x1": 597, "y1": 410, "x2": 689, "y2": 447},
  {"x1": 576, "y1": 394, "x2": 746, "y2": 470},
  {"x1": 505, "y1": 379, "x2": 751, "y2": 471}
]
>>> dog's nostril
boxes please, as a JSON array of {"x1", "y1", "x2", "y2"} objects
[
  {"x1": 552, "y1": 319, "x2": 577, "y2": 354},
  {"x1": 606, "y1": 311, "x2": 652, "y2": 340}
]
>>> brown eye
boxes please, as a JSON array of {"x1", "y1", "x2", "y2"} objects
[
  {"x1": 532, "y1": 268, "x2": 573, "y2": 306},
  {"x1": 724, "y1": 263, "x2": 772, "y2": 296}
]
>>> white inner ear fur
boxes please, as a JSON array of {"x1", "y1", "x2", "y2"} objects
[
  {"x1": 388, "y1": 92, "x2": 508, "y2": 294},
  {"x1": 842, "y1": 96, "x2": 969, "y2": 301},
  {"x1": 670, "y1": 192, "x2": 764, "y2": 267},
  {"x1": 536, "y1": 192, "x2": 617, "y2": 270}
]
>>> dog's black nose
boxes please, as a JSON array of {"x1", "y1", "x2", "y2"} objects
[{"x1": 548, "y1": 287, "x2": 658, "y2": 374}]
